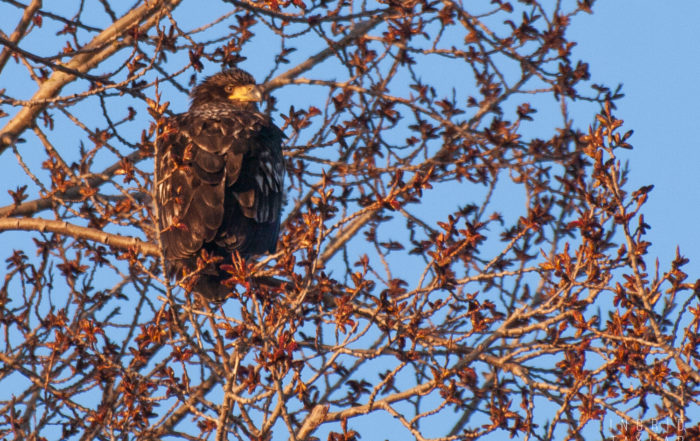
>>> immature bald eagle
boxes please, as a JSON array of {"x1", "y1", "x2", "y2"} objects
[{"x1": 156, "y1": 68, "x2": 285, "y2": 300}]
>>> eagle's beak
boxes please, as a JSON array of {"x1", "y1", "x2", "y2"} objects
[{"x1": 228, "y1": 85, "x2": 263, "y2": 102}]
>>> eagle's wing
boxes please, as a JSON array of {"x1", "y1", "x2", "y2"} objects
[
  {"x1": 156, "y1": 109, "x2": 284, "y2": 264},
  {"x1": 219, "y1": 122, "x2": 285, "y2": 256}
]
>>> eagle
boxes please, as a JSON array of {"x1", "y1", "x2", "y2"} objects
[{"x1": 155, "y1": 68, "x2": 285, "y2": 300}]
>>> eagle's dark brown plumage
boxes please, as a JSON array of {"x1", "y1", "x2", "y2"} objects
[{"x1": 156, "y1": 68, "x2": 285, "y2": 300}]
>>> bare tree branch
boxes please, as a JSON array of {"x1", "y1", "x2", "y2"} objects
[
  {"x1": 295, "y1": 404, "x2": 329, "y2": 441},
  {"x1": 0, "y1": 0, "x2": 42, "y2": 76},
  {"x1": 0, "y1": 217, "x2": 157, "y2": 255},
  {"x1": 266, "y1": 16, "x2": 387, "y2": 92},
  {"x1": 0, "y1": 150, "x2": 147, "y2": 218},
  {"x1": 0, "y1": 0, "x2": 183, "y2": 151},
  {"x1": 0, "y1": 2, "x2": 695, "y2": 441}
]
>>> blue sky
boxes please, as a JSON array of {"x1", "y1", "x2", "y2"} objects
[
  {"x1": 2, "y1": 1, "x2": 697, "y2": 276},
  {"x1": 570, "y1": 1, "x2": 700, "y2": 277},
  {"x1": 0, "y1": 1, "x2": 698, "y2": 439}
]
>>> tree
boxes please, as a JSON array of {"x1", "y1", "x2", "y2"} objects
[{"x1": 0, "y1": 1, "x2": 698, "y2": 440}]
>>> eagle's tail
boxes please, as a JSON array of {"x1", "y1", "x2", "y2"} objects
[
  {"x1": 193, "y1": 273, "x2": 230, "y2": 302},
  {"x1": 166, "y1": 259, "x2": 231, "y2": 302}
]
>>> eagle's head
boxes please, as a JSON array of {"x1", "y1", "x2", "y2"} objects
[{"x1": 189, "y1": 68, "x2": 263, "y2": 110}]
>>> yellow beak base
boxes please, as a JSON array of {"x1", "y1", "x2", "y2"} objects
[{"x1": 228, "y1": 85, "x2": 263, "y2": 102}]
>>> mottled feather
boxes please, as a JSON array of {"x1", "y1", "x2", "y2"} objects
[{"x1": 155, "y1": 69, "x2": 285, "y2": 300}]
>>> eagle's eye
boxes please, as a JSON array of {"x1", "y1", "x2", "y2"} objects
[{"x1": 224, "y1": 84, "x2": 235, "y2": 93}]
